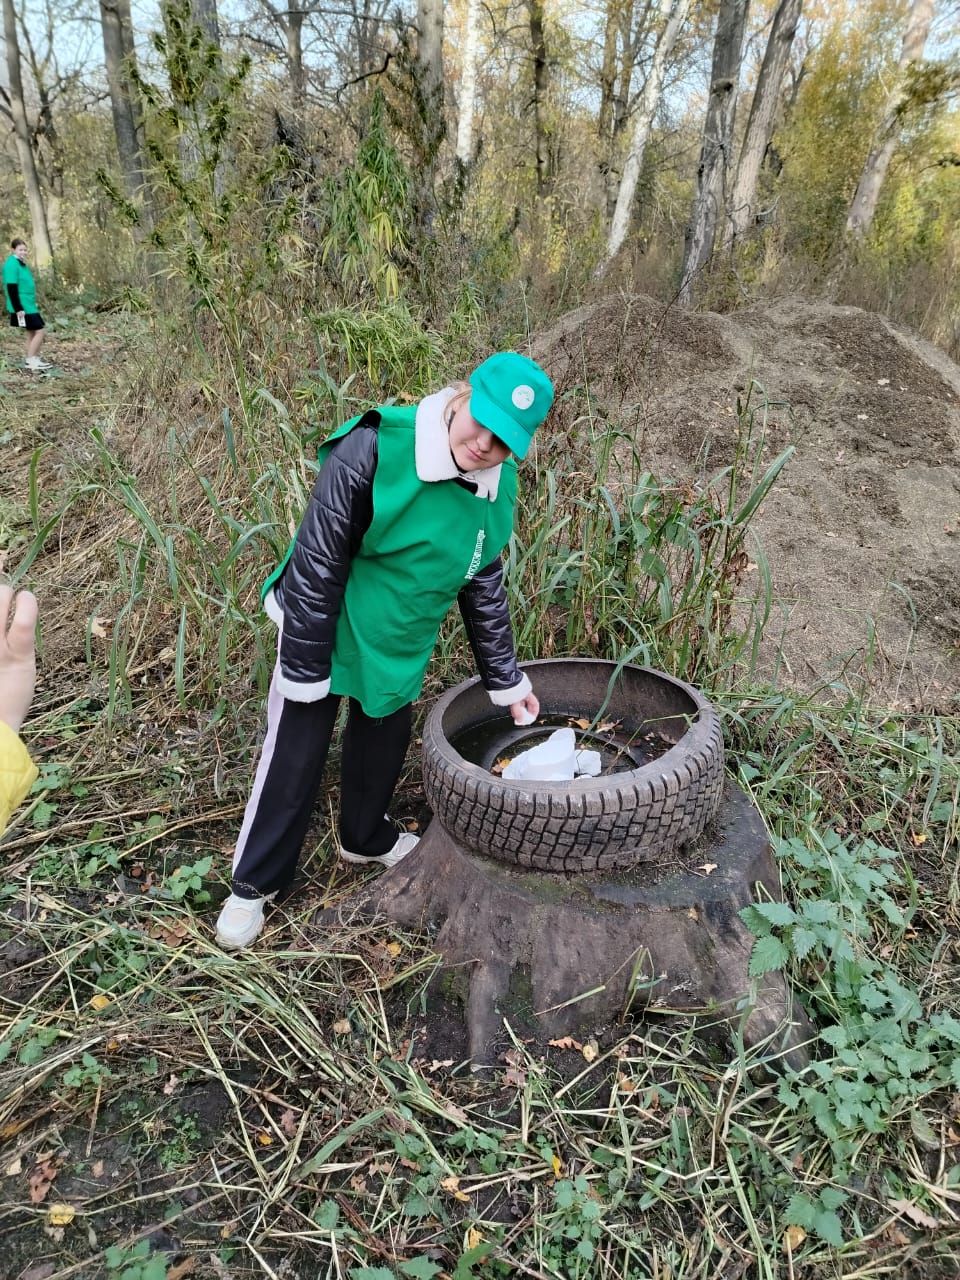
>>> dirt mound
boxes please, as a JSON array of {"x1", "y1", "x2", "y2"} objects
[{"x1": 532, "y1": 295, "x2": 960, "y2": 708}]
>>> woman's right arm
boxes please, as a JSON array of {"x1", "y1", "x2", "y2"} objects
[{"x1": 274, "y1": 417, "x2": 379, "y2": 701}]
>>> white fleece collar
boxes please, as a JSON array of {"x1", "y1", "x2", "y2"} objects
[{"x1": 414, "y1": 387, "x2": 502, "y2": 501}]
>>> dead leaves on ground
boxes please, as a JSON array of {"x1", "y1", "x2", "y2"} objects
[
  {"x1": 782, "y1": 1224, "x2": 806, "y2": 1252},
  {"x1": 888, "y1": 1197, "x2": 941, "y2": 1230},
  {"x1": 548, "y1": 1036, "x2": 599, "y2": 1062},
  {"x1": 569, "y1": 718, "x2": 620, "y2": 734},
  {"x1": 502, "y1": 1048, "x2": 527, "y2": 1088},
  {"x1": 28, "y1": 1154, "x2": 61, "y2": 1204},
  {"x1": 440, "y1": 1173, "x2": 470, "y2": 1203}
]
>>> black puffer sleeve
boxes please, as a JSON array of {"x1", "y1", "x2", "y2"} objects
[
  {"x1": 457, "y1": 556, "x2": 531, "y2": 703},
  {"x1": 6, "y1": 282, "x2": 22, "y2": 312},
  {"x1": 272, "y1": 415, "x2": 378, "y2": 700}
]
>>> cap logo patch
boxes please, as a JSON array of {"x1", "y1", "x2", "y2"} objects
[{"x1": 511, "y1": 384, "x2": 535, "y2": 410}]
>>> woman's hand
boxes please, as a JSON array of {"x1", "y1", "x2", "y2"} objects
[{"x1": 509, "y1": 691, "x2": 540, "y2": 726}]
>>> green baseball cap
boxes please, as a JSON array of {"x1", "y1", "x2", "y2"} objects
[{"x1": 468, "y1": 352, "x2": 554, "y2": 460}]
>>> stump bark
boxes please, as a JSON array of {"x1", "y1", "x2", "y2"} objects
[{"x1": 346, "y1": 781, "x2": 813, "y2": 1069}]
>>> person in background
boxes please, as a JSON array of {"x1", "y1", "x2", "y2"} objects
[
  {"x1": 0, "y1": 587, "x2": 38, "y2": 833},
  {"x1": 3, "y1": 239, "x2": 51, "y2": 372},
  {"x1": 216, "y1": 352, "x2": 554, "y2": 950}
]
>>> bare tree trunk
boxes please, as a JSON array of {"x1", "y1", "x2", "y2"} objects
[
  {"x1": 18, "y1": 2, "x2": 66, "y2": 240},
  {"x1": 192, "y1": 0, "x2": 220, "y2": 44},
  {"x1": 287, "y1": 5, "x2": 305, "y2": 114},
  {"x1": 612, "y1": 0, "x2": 636, "y2": 138},
  {"x1": 678, "y1": 0, "x2": 750, "y2": 307},
  {"x1": 599, "y1": 0, "x2": 691, "y2": 276},
  {"x1": 417, "y1": 0, "x2": 444, "y2": 119},
  {"x1": 2, "y1": 0, "x2": 53, "y2": 266},
  {"x1": 598, "y1": 0, "x2": 620, "y2": 146},
  {"x1": 846, "y1": 0, "x2": 936, "y2": 238},
  {"x1": 99, "y1": 0, "x2": 154, "y2": 229},
  {"x1": 353, "y1": 0, "x2": 384, "y2": 79},
  {"x1": 164, "y1": 0, "x2": 223, "y2": 192},
  {"x1": 727, "y1": 0, "x2": 802, "y2": 246},
  {"x1": 414, "y1": 0, "x2": 445, "y2": 227},
  {"x1": 454, "y1": 0, "x2": 480, "y2": 167},
  {"x1": 528, "y1": 0, "x2": 552, "y2": 196}
]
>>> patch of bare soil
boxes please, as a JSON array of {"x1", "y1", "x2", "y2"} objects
[{"x1": 532, "y1": 294, "x2": 960, "y2": 708}]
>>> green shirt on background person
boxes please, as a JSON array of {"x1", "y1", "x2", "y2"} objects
[{"x1": 3, "y1": 252, "x2": 37, "y2": 314}]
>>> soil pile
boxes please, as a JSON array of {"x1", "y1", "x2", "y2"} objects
[{"x1": 532, "y1": 294, "x2": 960, "y2": 708}]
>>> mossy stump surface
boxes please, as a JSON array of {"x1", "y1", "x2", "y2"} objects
[{"x1": 341, "y1": 781, "x2": 812, "y2": 1069}]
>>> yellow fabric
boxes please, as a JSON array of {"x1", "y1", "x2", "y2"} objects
[{"x1": 0, "y1": 719, "x2": 37, "y2": 835}]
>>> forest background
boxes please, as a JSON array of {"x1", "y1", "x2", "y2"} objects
[{"x1": 2, "y1": 0, "x2": 959, "y2": 365}]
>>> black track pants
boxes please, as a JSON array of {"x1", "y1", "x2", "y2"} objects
[{"x1": 231, "y1": 663, "x2": 412, "y2": 899}]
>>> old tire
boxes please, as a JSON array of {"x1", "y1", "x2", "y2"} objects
[{"x1": 421, "y1": 658, "x2": 724, "y2": 872}]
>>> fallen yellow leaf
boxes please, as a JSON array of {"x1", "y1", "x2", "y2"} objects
[
  {"x1": 582, "y1": 1040, "x2": 599, "y2": 1063},
  {"x1": 89, "y1": 994, "x2": 111, "y2": 1011},
  {"x1": 331, "y1": 1018, "x2": 352, "y2": 1035},
  {"x1": 385, "y1": 941, "x2": 402, "y2": 957},
  {"x1": 466, "y1": 1227, "x2": 483, "y2": 1250},
  {"x1": 46, "y1": 1203, "x2": 75, "y2": 1227},
  {"x1": 551, "y1": 1155, "x2": 562, "y2": 1178},
  {"x1": 256, "y1": 1132, "x2": 273, "y2": 1146},
  {"x1": 782, "y1": 1224, "x2": 805, "y2": 1251},
  {"x1": 441, "y1": 1174, "x2": 470, "y2": 1202},
  {"x1": 911, "y1": 832, "x2": 928, "y2": 846}
]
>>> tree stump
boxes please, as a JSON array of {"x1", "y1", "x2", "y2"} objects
[{"x1": 345, "y1": 780, "x2": 813, "y2": 1069}]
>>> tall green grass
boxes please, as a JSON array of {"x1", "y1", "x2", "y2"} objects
[{"x1": 508, "y1": 380, "x2": 792, "y2": 688}]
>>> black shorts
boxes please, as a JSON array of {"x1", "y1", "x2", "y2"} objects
[{"x1": 9, "y1": 312, "x2": 44, "y2": 330}]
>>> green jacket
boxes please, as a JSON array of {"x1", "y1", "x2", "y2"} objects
[
  {"x1": 3, "y1": 255, "x2": 37, "y2": 314},
  {"x1": 264, "y1": 404, "x2": 521, "y2": 717}
]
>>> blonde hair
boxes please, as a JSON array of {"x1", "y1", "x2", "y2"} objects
[
  {"x1": 448, "y1": 380, "x2": 471, "y2": 412},
  {"x1": 443, "y1": 380, "x2": 471, "y2": 427}
]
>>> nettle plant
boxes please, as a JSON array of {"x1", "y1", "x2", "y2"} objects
[{"x1": 742, "y1": 828, "x2": 960, "y2": 1156}]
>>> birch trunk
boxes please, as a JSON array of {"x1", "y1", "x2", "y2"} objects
[
  {"x1": 599, "y1": 0, "x2": 691, "y2": 275},
  {"x1": 846, "y1": 0, "x2": 936, "y2": 238},
  {"x1": 455, "y1": 0, "x2": 480, "y2": 166},
  {"x1": 678, "y1": 0, "x2": 750, "y2": 306},
  {"x1": 2, "y1": 0, "x2": 53, "y2": 266},
  {"x1": 727, "y1": 0, "x2": 802, "y2": 246},
  {"x1": 99, "y1": 0, "x2": 154, "y2": 229}
]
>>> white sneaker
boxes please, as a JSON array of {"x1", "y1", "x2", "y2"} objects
[
  {"x1": 25, "y1": 357, "x2": 51, "y2": 371},
  {"x1": 215, "y1": 892, "x2": 275, "y2": 949},
  {"x1": 340, "y1": 832, "x2": 420, "y2": 868}
]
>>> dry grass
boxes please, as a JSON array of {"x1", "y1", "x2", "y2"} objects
[{"x1": 1, "y1": 321, "x2": 959, "y2": 1279}]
